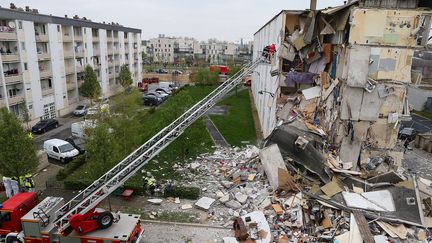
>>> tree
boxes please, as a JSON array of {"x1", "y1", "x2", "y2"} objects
[
  {"x1": 118, "y1": 65, "x2": 133, "y2": 89},
  {"x1": 18, "y1": 101, "x2": 31, "y2": 130},
  {"x1": 80, "y1": 65, "x2": 101, "y2": 105},
  {"x1": 191, "y1": 68, "x2": 219, "y2": 86},
  {"x1": 0, "y1": 108, "x2": 38, "y2": 177}
]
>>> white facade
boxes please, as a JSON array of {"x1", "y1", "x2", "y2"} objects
[
  {"x1": 0, "y1": 6, "x2": 141, "y2": 123},
  {"x1": 150, "y1": 35, "x2": 175, "y2": 63},
  {"x1": 252, "y1": 12, "x2": 284, "y2": 138}
]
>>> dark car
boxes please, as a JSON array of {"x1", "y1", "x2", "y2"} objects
[
  {"x1": 398, "y1": 127, "x2": 418, "y2": 142},
  {"x1": 143, "y1": 94, "x2": 162, "y2": 106},
  {"x1": 155, "y1": 68, "x2": 168, "y2": 74},
  {"x1": 32, "y1": 119, "x2": 59, "y2": 133},
  {"x1": 155, "y1": 88, "x2": 172, "y2": 95},
  {"x1": 65, "y1": 138, "x2": 86, "y2": 155}
]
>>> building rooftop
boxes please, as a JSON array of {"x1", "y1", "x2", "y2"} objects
[{"x1": 0, "y1": 5, "x2": 141, "y2": 33}]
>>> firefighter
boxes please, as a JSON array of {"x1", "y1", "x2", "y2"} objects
[
  {"x1": 20, "y1": 173, "x2": 35, "y2": 192},
  {"x1": 143, "y1": 173, "x2": 156, "y2": 196},
  {"x1": 27, "y1": 132, "x2": 33, "y2": 140},
  {"x1": 262, "y1": 44, "x2": 276, "y2": 62},
  {"x1": 2, "y1": 177, "x2": 12, "y2": 198}
]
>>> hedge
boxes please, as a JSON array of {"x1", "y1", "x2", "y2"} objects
[{"x1": 56, "y1": 155, "x2": 86, "y2": 181}]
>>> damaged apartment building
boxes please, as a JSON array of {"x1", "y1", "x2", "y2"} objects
[{"x1": 251, "y1": 0, "x2": 432, "y2": 177}]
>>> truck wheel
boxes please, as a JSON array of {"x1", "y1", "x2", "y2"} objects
[
  {"x1": 6, "y1": 235, "x2": 21, "y2": 243},
  {"x1": 97, "y1": 211, "x2": 114, "y2": 229}
]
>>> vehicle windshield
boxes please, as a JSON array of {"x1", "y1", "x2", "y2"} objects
[
  {"x1": 59, "y1": 143, "x2": 75, "y2": 153},
  {"x1": 37, "y1": 120, "x2": 48, "y2": 125},
  {"x1": 76, "y1": 105, "x2": 85, "y2": 110},
  {"x1": 0, "y1": 211, "x2": 11, "y2": 223}
]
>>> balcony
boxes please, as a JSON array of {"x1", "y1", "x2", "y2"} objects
[
  {"x1": 64, "y1": 51, "x2": 74, "y2": 59},
  {"x1": 65, "y1": 66, "x2": 75, "y2": 75},
  {"x1": 1, "y1": 54, "x2": 20, "y2": 63},
  {"x1": 37, "y1": 52, "x2": 50, "y2": 60},
  {"x1": 66, "y1": 82, "x2": 76, "y2": 91},
  {"x1": 108, "y1": 47, "x2": 113, "y2": 53},
  {"x1": 92, "y1": 36, "x2": 99, "y2": 42},
  {"x1": 114, "y1": 49, "x2": 119, "y2": 54},
  {"x1": 4, "y1": 74, "x2": 22, "y2": 84},
  {"x1": 94, "y1": 64, "x2": 101, "y2": 70},
  {"x1": 125, "y1": 49, "x2": 130, "y2": 54},
  {"x1": 74, "y1": 35, "x2": 83, "y2": 42},
  {"x1": 42, "y1": 88, "x2": 54, "y2": 96},
  {"x1": 0, "y1": 29, "x2": 17, "y2": 40},
  {"x1": 8, "y1": 94, "x2": 25, "y2": 105},
  {"x1": 113, "y1": 37, "x2": 119, "y2": 42},
  {"x1": 108, "y1": 62, "x2": 114, "y2": 68},
  {"x1": 109, "y1": 73, "x2": 114, "y2": 79},
  {"x1": 35, "y1": 34, "x2": 49, "y2": 42},
  {"x1": 63, "y1": 35, "x2": 72, "y2": 42},
  {"x1": 39, "y1": 69, "x2": 52, "y2": 79},
  {"x1": 93, "y1": 49, "x2": 100, "y2": 56}
]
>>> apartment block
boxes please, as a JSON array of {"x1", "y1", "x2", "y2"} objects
[
  {"x1": 0, "y1": 5, "x2": 142, "y2": 124},
  {"x1": 149, "y1": 34, "x2": 175, "y2": 63}
]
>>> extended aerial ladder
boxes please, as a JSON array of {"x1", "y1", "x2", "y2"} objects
[{"x1": 53, "y1": 57, "x2": 264, "y2": 234}]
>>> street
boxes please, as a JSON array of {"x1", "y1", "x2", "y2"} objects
[
  {"x1": 32, "y1": 114, "x2": 83, "y2": 150},
  {"x1": 402, "y1": 113, "x2": 432, "y2": 133}
]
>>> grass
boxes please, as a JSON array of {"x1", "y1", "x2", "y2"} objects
[
  {"x1": 210, "y1": 89, "x2": 257, "y2": 147},
  {"x1": 63, "y1": 86, "x2": 217, "y2": 189},
  {"x1": 414, "y1": 110, "x2": 432, "y2": 120}
]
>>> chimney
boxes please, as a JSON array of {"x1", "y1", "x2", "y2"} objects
[
  {"x1": 10, "y1": 3, "x2": 16, "y2": 9},
  {"x1": 310, "y1": 0, "x2": 317, "y2": 10},
  {"x1": 25, "y1": 6, "x2": 30, "y2": 11},
  {"x1": 65, "y1": 14, "x2": 68, "y2": 18}
]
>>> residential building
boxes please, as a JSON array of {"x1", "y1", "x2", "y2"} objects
[
  {"x1": 149, "y1": 34, "x2": 175, "y2": 63},
  {"x1": 252, "y1": 1, "x2": 431, "y2": 169},
  {"x1": 0, "y1": 4, "x2": 141, "y2": 124}
]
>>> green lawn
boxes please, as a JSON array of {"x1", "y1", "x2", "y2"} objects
[
  {"x1": 210, "y1": 89, "x2": 257, "y2": 147},
  {"x1": 414, "y1": 110, "x2": 432, "y2": 120},
  {"x1": 63, "y1": 86, "x2": 216, "y2": 190}
]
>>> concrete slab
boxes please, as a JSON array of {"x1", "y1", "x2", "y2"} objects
[
  {"x1": 195, "y1": 197, "x2": 216, "y2": 210},
  {"x1": 259, "y1": 144, "x2": 289, "y2": 191}
]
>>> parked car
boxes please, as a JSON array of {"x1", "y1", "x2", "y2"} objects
[
  {"x1": 32, "y1": 119, "x2": 59, "y2": 133},
  {"x1": 155, "y1": 87, "x2": 172, "y2": 95},
  {"x1": 73, "y1": 105, "x2": 88, "y2": 116},
  {"x1": 86, "y1": 103, "x2": 110, "y2": 116},
  {"x1": 147, "y1": 91, "x2": 167, "y2": 101},
  {"x1": 172, "y1": 70, "x2": 183, "y2": 75},
  {"x1": 159, "y1": 82, "x2": 180, "y2": 92},
  {"x1": 143, "y1": 93, "x2": 163, "y2": 106},
  {"x1": 142, "y1": 77, "x2": 159, "y2": 84},
  {"x1": 398, "y1": 127, "x2": 418, "y2": 142},
  {"x1": 155, "y1": 68, "x2": 168, "y2": 74},
  {"x1": 154, "y1": 90, "x2": 169, "y2": 100},
  {"x1": 65, "y1": 137, "x2": 86, "y2": 155},
  {"x1": 43, "y1": 139, "x2": 79, "y2": 163},
  {"x1": 71, "y1": 120, "x2": 97, "y2": 139}
]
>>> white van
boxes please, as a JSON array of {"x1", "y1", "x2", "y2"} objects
[
  {"x1": 71, "y1": 120, "x2": 96, "y2": 139},
  {"x1": 43, "y1": 139, "x2": 79, "y2": 163}
]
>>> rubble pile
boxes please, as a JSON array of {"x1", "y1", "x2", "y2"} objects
[{"x1": 168, "y1": 143, "x2": 432, "y2": 242}]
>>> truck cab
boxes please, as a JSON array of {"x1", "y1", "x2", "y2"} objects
[{"x1": 0, "y1": 192, "x2": 38, "y2": 237}]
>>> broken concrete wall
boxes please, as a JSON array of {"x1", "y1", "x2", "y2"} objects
[{"x1": 349, "y1": 9, "x2": 432, "y2": 48}]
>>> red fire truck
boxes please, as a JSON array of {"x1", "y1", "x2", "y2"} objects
[{"x1": 209, "y1": 65, "x2": 230, "y2": 75}]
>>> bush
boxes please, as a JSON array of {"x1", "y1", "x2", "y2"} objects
[
  {"x1": 56, "y1": 155, "x2": 86, "y2": 181},
  {"x1": 164, "y1": 186, "x2": 200, "y2": 200}
]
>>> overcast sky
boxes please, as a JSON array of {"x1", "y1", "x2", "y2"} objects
[{"x1": 8, "y1": 0, "x2": 346, "y2": 42}]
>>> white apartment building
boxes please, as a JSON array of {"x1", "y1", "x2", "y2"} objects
[
  {"x1": 0, "y1": 5, "x2": 142, "y2": 124},
  {"x1": 149, "y1": 34, "x2": 175, "y2": 63},
  {"x1": 205, "y1": 40, "x2": 238, "y2": 64}
]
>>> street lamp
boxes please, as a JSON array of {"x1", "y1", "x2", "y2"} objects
[{"x1": 258, "y1": 90, "x2": 275, "y2": 98}]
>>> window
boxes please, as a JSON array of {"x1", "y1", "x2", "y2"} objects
[
  {"x1": 8, "y1": 88, "x2": 18, "y2": 97},
  {"x1": 168, "y1": 44, "x2": 171, "y2": 48},
  {"x1": 83, "y1": 29, "x2": 86, "y2": 34},
  {"x1": 57, "y1": 25, "x2": 60, "y2": 32},
  {"x1": 18, "y1": 21, "x2": 22, "y2": 29},
  {"x1": 24, "y1": 63, "x2": 28, "y2": 70},
  {"x1": 21, "y1": 42, "x2": 25, "y2": 50},
  {"x1": 53, "y1": 147, "x2": 59, "y2": 153}
]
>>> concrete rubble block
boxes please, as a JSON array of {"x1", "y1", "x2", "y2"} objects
[
  {"x1": 190, "y1": 162, "x2": 200, "y2": 170},
  {"x1": 147, "y1": 199, "x2": 163, "y2": 205},
  {"x1": 259, "y1": 144, "x2": 292, "y2": 191},
  {"x1": 216, "y1": 190, "x2": 225, "y2": 198},
  {"x1": 220, "y1": 194, "x2": 230, "y2": 203},
  {"x1": 195, "y1": 197, "x2": 216, "y2": 210},
  {"x1": 225, "y1": 200, "x2": 242, "y2": 209},
  {"x1": 221, "y1": 180, "x2": 234, "y2": 189},
  {"x1": 235, "y1": 192, "x2": 248, "y2": 204},
  {"x1": 181, "y1": 204, "x2": 193, "y2": 210}
]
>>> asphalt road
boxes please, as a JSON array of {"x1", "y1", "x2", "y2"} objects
[
  {"x1": 402, "y1": 114, "x2": 432, "y2": 133},
  {"x1": 32, "y1": 115, "x2": 83, "y2": 150}
]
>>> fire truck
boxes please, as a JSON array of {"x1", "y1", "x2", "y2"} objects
[{"x1": 0, "y1": 58, "x2": 263, "y2": 243}]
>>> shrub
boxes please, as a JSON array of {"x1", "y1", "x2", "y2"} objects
[
  {"x1": 164, "y1": 186, "x2": 200, "y2": 200},
  {"x1": 56, "y1": 155, "x2": 86, "y2": 181}
]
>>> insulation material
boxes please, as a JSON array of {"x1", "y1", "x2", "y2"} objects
[
  {"x1": 359, "y1": 87, "x2": 383, "y2": 121},
  {"x1": 368, "y1": 47, "x2": 414, "y2": 82},
  {"x1": 346, "y1": 46, "x2": 371, "y2": 88},
  {"x1": 302, "y1": 86, "x2": 321, "y2": 100},
  {"x1": 369, "y1": 118, "x2": 399, "y2": 149},
  {"x1": 342, "y1": 190, "x2": 395, "y2": 212},
  {"x1": 349, "y1": 9, "x2": 429, "y2": 47},
  {"x1": 339, "y1": 137, "x2": 361, "y2": 170}
]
